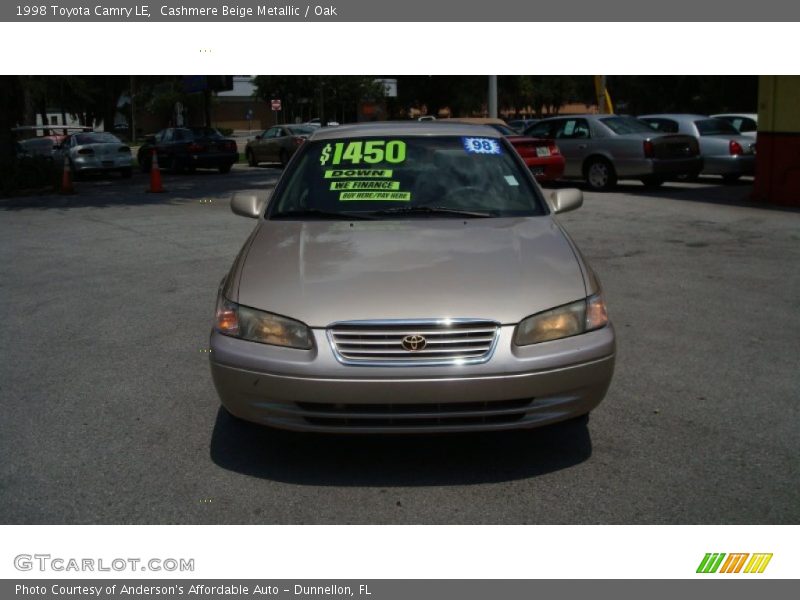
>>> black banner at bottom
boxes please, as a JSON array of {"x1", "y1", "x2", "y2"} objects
[{"x1": 4, "y1": 580, "x2": 797, "y2": 600}]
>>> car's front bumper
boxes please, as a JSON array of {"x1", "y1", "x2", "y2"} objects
[{"x1": 209, "y1": 324, "x2": 616, "y2": 433}]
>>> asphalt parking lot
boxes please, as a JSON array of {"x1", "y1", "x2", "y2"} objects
[{"x1": 1, "y1": 166, "x2": 798, "y2": 524}]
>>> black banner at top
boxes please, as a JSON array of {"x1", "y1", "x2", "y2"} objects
[{"x1": 3, "y1": 0, "x2": 800, "y2": 21}]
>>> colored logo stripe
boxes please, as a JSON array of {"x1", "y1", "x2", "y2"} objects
[
  {"x1": 744, "y1": 553, "x2": 773, "y2": 573},
  {"x1": 697, "y1": 553, "x2": 726, "y2": 573},
  {"x1": 697, "y1": 553, "x2": 773, "y2": 574},
  {"x1": 719, "y1": 553, "x2": 749, "y2": 573}
]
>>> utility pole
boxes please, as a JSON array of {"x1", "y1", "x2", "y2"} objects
[{"x1": 488, "y1": 75, "x2": 498, "y2": 118}]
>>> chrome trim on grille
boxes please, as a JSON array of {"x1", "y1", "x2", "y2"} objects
[{"x1": 327, "y1": 318, "x2": 500, "y2": 367}]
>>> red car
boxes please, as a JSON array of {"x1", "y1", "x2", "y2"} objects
[{"x1": 446, "y1": 118, "x2": 565, "y2": 182}]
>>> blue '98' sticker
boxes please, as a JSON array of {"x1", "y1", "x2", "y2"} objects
[{"x1": 462, "y1": 137, "x2": 502, "y2": 155}]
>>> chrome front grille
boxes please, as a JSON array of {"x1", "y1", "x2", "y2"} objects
[{"x1": 327, "y1": 319, "x2": 500, "y2": 366}]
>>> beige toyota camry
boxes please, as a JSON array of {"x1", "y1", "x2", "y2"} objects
[{"x1": 210, "y1": 122, "x2": 615, "y2": 433}]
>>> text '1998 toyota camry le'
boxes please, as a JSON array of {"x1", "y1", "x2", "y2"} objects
[{"x1": 210, "y1": 122, "x2": 616, "y2": 433}]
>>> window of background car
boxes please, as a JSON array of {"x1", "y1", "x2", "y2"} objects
[
  {"x1": 489, "y1": 124, "x2": 518, "y2": 136},
  {"x1": 734, "y1": 118, "x2": 757, "y2": 132},
  {"x1": 554, "y1": 119, "x2": 590, "y2": 139},
  {"x1": 642, "y1": 118, "x2": 679, "y2": 133},
  {"x1": 525, "y1": 121, "x2": 555, "y2": 138},
  {"x1": 599, "y1": 116, "x2": 658, "y2": 135},
  {"x1": 269, "y1": 136, "x2": 547, "y2": 218},
  {"x1": 192, "y1": 127, "x2": 223, "y2": 139},
  {"x1": 695, "y1": 119, "x2": 740, "y2": 136},
  {"x1": 287, "y1": 125, "x2": 315, "y2": 136},
  {"x1": 74, "y1": 132, "x2": 121, "y2": 144}
]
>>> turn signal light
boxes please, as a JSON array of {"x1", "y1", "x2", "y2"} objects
[{"x1": 216, "y1": 307, "x2": 239, "y2": 334}]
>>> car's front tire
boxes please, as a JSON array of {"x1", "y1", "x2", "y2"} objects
[{"x1": 246, "y1": 149, "x2": 257, "y2": 167}]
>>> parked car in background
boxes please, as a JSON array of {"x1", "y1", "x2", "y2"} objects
[
  {"x1": 507, "y1": 118, "x2": 539, "y2": 133},
  {"x1": 639, "y1": 114, "x2": 756, "y2": 183},
  {"x1": 137, "y1": 127, "x2": 238, "y2": 174},
  {"x1": 711, "y1": 113, "x2": 758, "y2": 138},
  {"x1": 17, "y1": 137, "x2": 58, "y2": 161},
  {"x1": 246, "y1": 125, "x2": 316, "y2": 167},
  {"x1": 525, "y1": 115, "x2": 702, "y2": 190},
  {"x1": 447, "y1": 118, "x2": 565, "y2": 182},
  {"x1": 54, "y1": 131, "x2": 132, "y2": 178}
]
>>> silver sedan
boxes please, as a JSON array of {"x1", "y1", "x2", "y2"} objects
[
  {"x1": 526, "y1": 115, "x2": 702, "y2": 191},
  {"x1": 639, "y1": 114, "x2": 756, "y2": 183},
  {"x1": 55, "y1": 132, "x2": 133, "y2": 178}
]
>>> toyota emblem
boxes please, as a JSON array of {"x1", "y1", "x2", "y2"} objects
[{"x1": 401, "y1": 335, "x2": 427, "y2": 351}]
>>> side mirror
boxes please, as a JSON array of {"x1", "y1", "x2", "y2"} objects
[
  {"x1": 254, "y1": 135, "x2": 262, "y2": 140},
  {"x1": 231, "y1": 191, "x2": 270, "y2": 219},
  {"x1": 145, "y1": 135, "x2": 156, "y2": 144},
  {"x1": 549, "y1": 188, "x2": 583, "y2": 214}
]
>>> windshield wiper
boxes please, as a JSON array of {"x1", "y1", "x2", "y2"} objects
[
  {"x1": 270, "y1": 208, "x2": 375, "y2": 220},
  {"x1": 370, "y1": 205, "x2": 494, "y2": 218}
]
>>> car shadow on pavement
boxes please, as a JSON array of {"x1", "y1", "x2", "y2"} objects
[{"x1": 209, "y1": 408, "x2": 592, "y2": 487}]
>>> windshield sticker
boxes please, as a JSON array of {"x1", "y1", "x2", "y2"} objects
[
  {"x1": 330, "y1": 180, "x2": 401, "y2": 191},
  {"x1": 320, "y1": 140, "x2": 407, "y2": 166},
  {"x1": 462, "y1": 137, "x2": 502, "y2": 155},
  {"x1": 504, "y1": 175, "x2": 519, "y2": 186},
  {"x1": 339, "y1": 192, "x2": 411, "y2": 202},
  {"x1": 324, "y1": 169, "x2": 393, "y2": 179}
]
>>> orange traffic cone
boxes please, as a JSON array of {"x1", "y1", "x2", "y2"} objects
[
  {"x1": 60, "y1": 155, "x2": 74, "y2": 194},
  {"x1": 147, "y1": 148, "x2": 165, "y2": 193}
]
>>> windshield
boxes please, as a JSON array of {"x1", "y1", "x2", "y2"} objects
[
  {"x1": 695, "y1": 119, "x2": 740, "y2": 136},
  {"x1": 599, "y1": 117, "x2": 657, "y2": 135},
  {"x1": 74, "y1": 132, "x2": 121, "y2": 144},
  {"x1": 269, "y1": 136, "x2": 546, "y2": 219}
]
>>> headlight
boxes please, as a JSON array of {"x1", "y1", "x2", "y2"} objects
[
  {"x1": 214, "y1": 296, "x2": 313, "y2": 349},
  {"x1": 514, "y1": 293, "x2": 608, "y2": 346}
]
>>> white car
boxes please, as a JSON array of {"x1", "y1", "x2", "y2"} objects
[
  {"x1": 711, "y1": 113, "x2": 758, "y2": 138},
  {"x1": 55, "y1": 132, "x2": 133, "y2": 178}
]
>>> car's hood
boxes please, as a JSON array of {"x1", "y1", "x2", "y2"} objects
[{"x1": 236, "y1": 217, "x2": 587, "y2": 327}]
